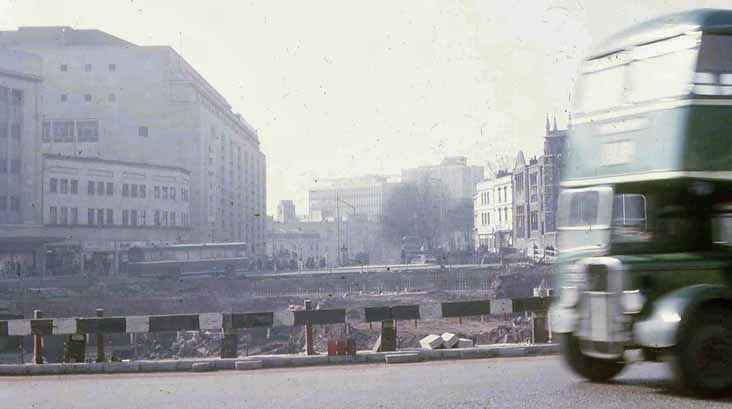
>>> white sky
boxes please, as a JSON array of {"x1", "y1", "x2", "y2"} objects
[{"x1": 2, "y1": 0, "x2": 731, "y2": 214}]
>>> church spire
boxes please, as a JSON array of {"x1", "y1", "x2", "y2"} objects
[
  {"x1": 553, "y1": 115, "x2": 558, "y2": 132},
  {"x1": 545, "y1": 113, "x2": 550, "y2": 135}
]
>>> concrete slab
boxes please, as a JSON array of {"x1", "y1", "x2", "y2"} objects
[
  {"x1": 27, "y1": 364, "x2": 64, "y2": 375},
  {"x1": 420, "y1": 334, "x2": 443, "y2": 350},
  {"x1": 441, "y1": 333, "x2": 458, "y2": 348},
  {"x1": 327, "y1": 356, "x2": 355, "y2": 365},
  {"x1": 441, "y1": 349, "x2": 462, "y2": 359},
  {"x1": 139, "y1": 361, "x2": 179, "y2": 372},
  {"x1": 191, "y1": 362, "x2": 213, "y2": 372},
  {"x1": 496, "y1": 347, "x2": 528, "y2": 358},
  {"x1": 235, "y1": 360, "x2": 263, "y2": 370},
  {"x1": 457, "y1": 338, "x2": 474, "y2": 348},
  {"x1": 103, "y1": 362, "x2": 140, "y2": 373},
  {"x1": 385, "y1": 353, "x2": 420, "y2": 364},
  {"x1": 212, "y1": 359, "x2": 236, "y2": 370}
]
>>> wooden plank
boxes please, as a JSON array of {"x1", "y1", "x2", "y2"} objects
[
  {"x1": 441, "y1": 300, "x2": 491, "y2": 318},
  {"x1": 293, "y1": 309, "x2": 345, "y2": 326}
]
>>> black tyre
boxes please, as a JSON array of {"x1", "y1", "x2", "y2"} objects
[
  {"x1": 559, "y1": 333, "x2": 625, "y2": 382},
  {"x1": 672, "y1": 305, "x2": 732, "y2": 397}
]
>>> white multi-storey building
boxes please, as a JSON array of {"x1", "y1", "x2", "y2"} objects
[
  {"x1": 474, "y1": 170, "x2": 513, "y2": 252},
  {"x1": 308, "y1": 175, "x2": 399, "y2": 222},
  {"x1": 0, "y1": 26, "x2": 266, "y2": 254}
]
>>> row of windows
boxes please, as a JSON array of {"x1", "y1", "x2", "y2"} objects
[
  {"x1": 0, "y1": 158, "x2": 20, "y2": 174},
  {"x1": 0, "y1": 122, "x2": 22, "y2": 139},
  {"x1": 49, "y1": 178, "x2": 189, "y2": 202},
  {"x1": 514, "y1": 208, "x2": 541, "y2": 238},
  {"x1": 58, "y1": 93, "x2": 116, "y2": 104},
  {"x1": 60, "y1": 63, "x2": 116, "y2": 73},
  {"x1": 478, "y1": 208, "x2": 511, "y2": 226},
  {"x1": 0, "y1": 196, "x2": 20, "y2": 211},
  {"x1": 47, "y1": 206, "x2": 190, "y2": 227},
  {"x1": 478, "y1": 186, "x2": 510, "y2": 206},
  {"x1": 0, "y1": 87, "x2": 23, "y2": 106},
  {"x1": 42, "y1": 119, "x2": 99, "y2": 143}
]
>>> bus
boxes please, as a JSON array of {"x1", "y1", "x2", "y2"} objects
[
  {"x1": 123, "y1": 242, "x2": 250, "y2": 278},
  {"x1": 551, "y1": 9, "x2": 732, "y2": 396}
]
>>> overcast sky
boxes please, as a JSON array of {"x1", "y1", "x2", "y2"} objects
[{"x1": 2, "y1": 0, "x2": 731, "y2": 214}]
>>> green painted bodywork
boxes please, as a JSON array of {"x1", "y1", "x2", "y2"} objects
[
  {"x1": 615, "y1": 252, "x2": 732, "y2": 310},
  {"x1": 564, "y1": 105, "x2": 732, "y2": 184}
]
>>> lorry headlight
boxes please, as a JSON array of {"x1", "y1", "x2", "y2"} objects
[
  {"x1": 660, "y1": 311, "x2": 681, "y2": 323},
  {"x1": 559, "y1": 286, "x2": 579, "y2": 308},
  {"x1": 621, "y1": 290, "x2": 645, "y2": 314}
]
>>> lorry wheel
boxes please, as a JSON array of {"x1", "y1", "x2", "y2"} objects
[
  {"x1": 672, "y1": 305, "x2": 732, "y2": 397},
  {"x1": 559, "y1": 333, "x2": 625, "y2": 382}
]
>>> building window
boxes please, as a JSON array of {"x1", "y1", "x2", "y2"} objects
[
  {"x1": 103, "y1": 182, "x2": 112, "y2": 196},
  {"x1": 515, "y1": 207, "x2": 525, "y2": 238},
  {"x1": 77, "y1": 120, "x2": 99, "y2": 142},
  {"x1": 140, "y1": 210, "x2": 146, "y2": 226},
  {"x1": 181, "y1": 188, "x2": 188, "y2": 201},
  {"x1": 97, "y1": 181, "x2": 104, "y2": 196},
  {"x1": 163, "y1": 211, "x2": 168, "y2": 226},
  {"x1": 49, "y1": 207, "x2": 58, "y2": 225},
  {"x1": 60, "y1": 178, "x2": 69, "y2": 194},
  {"x1": 0, "y1": 121, "x2": 7, "y2": 139},
  {"x1": 138, "y1": 126, "x2": 148, "y2": 137},
  {"x1": 162, "y1": 187, "x2": 169, "y2": 200},
  {"x1": 97, "y1": 209, "x2": 104, "y2": 225},
  {"x1": 0, "y1": 157, "x2": 6, "y2": 174},
  {"x1": 131, "y1": 184, "x2": 138, "y2": 198},
  {"x1": 9, "y1": 159, "x2": 19, "y2": 174},
  {"x1": 154, "y1": 210, "x2": 161, "y2": 226},
  {"x1": 11, "y1": 88, "x2": 22, "y2": 105},
  {"x1": 10, "y1": 196, "x2": 19, "y2": 211},
  {"x1": 70, "y1": 179, "x2": 78, "y2": 194},
  {"x1": 0, "y1": 196, "x2": 6, "y2": 211},
  {"x1": 530, "y1": 173, "x2": 538, "y2": 202},
  {"x1": 108, "y1": 63, "x2": 116, "y2": 72},
  {"x1": 530, "y1": 211, "x2": 539, "y2": 231},
  {"x1": 70, "y1": 208, "x2": 78, "y2": 225},
  {"x1": 88, "y1": 181, "x2": 95, "y2": 195},
  {"x1": 60, "y1": 64, "x2": 68, "y2": 72},
  {"x1": 84, "y1": 94, "x2": 92, "y2": 103},
  {"x1": 84, "y1": 63, "x2": 92, "y2": 72},
  {"x1": 42, "y1": 121, "x2": 50, "y2": 142},
  {"x1": 131, "y1": 209, "x2": 138, "y2": 226},
  {"x1": 154, "y1": 186, "x2": 160, "y2": 199},
  {"x1": 53, "y1": 121, "x2": 74, "y2": 142},
  {"x1": 60, "y1": 207, "x2": 68, "y2": 225},
  {"x1": 50, "y1": 178, "x2": 58, "y2": 193},
  {"x1": 122, "y1": 183, "x2": 129, "y2": 197},
  {"x1": 60, "y1": 94, "x2": 68, "y2": 102},
  {"x1": 140, "y1": 184, "x2": 146, "y2": 198},
  {"x1": 122, "y1": 209, "x2": 129, "y2": 225},
  {"x1": 515, "y1": 174, "x2": 524, "y2": 192},
  {"x1": 170, "y1": 187, "x2": 176, "y2": 201},
  {"x1": 10, "y1": 123, "x2": 20, "y2": 139},
  {"x1": 170, "y1": 212, "x2": 176, "y2": 226},
  {"x1": 88, "y1": 209, "x2": 95, "y2": 225}
]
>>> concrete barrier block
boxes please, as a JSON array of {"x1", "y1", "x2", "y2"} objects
[
  {"x1": 0, "y1": 365, "x2": 29, "y2": 376},
  {"x1": 140, "y1": 361, "x2": 179, "y2": 372},
  {"x1": 460, "y1": 348, "x2": 483, "y2": 359},
  {"x1": 441, "y1": 333, "x2": 459, "y2": 348},
  {"x1": 265, "y1": 357, "x2": 293, "y2": 367},
  {"x1": 526, "y1": 344, "x2": 559, "y2": 356},
  {"x1": 364, "y1": 352, "x2": 386, "y2": 363},
  {"x1": 191, "y1": 362, "x2": 213, "y2": 372},
  {"x1": 103, "y1": 362, "x2": 140, "y2": 373},
  {"x1": 441, "y1": 349, "x2": 462, "y2": 359},
  {"x1": 420, "y1": 334, "x2": 443, "y2": 350},
  {"x1": 496, "y1": 347, "x2": 528, "y2": 358},
  {"x1": 62, "y1": 363, "x2": 103, "y2": 374},
  {"x1": 328, "y1": 355, "x2": 355, "y2": 365},
  {"x1": 457, "y1": 338, "x2": 474, "y2": 348},
  {"x1": 235, "y1": 360, "x2": 263, "y2": 370},
  {"x1": 175, "y1": 360, "x2": 194, "y2": 371},
  {"x1": 28, "y1": 364, "x2": 63, "y2": 375},
  {"x1": 213, "y1": 359, "x2": 236, "y2": 370},
  {"x1": 385, "y1": 353, "x2": 420, "y2": 364}
]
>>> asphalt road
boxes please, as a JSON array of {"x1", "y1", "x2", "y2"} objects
[{"x1": 3, "y1": 356, "x2": 731, "y2": 409}]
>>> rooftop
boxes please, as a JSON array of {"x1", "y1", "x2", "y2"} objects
[{"x1": 592, "y1": 8, "x2": 732, "y2": 57}]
